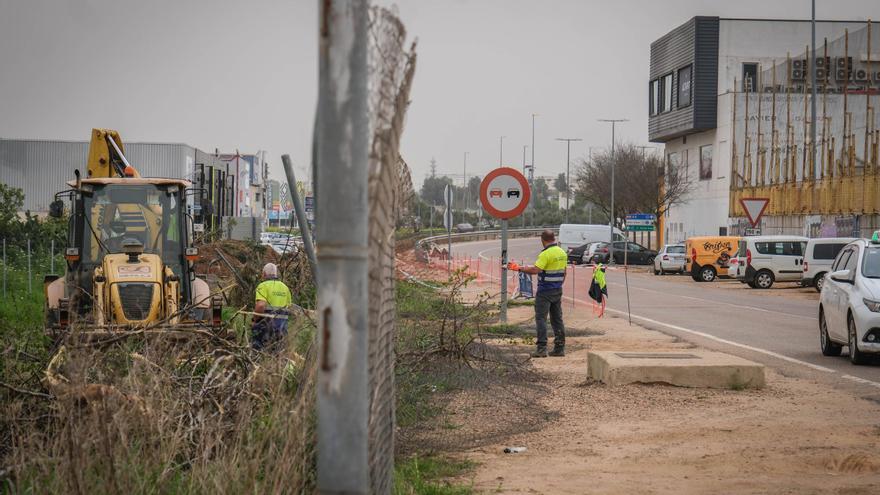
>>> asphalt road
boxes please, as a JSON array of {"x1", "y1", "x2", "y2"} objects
[{"x1": 455, "y1": 237, "x2": 880, "y2": 394}]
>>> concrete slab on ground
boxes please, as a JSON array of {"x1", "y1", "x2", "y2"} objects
[{"x1": 588, "y1": 350, "x2": 765, "y2": 389}]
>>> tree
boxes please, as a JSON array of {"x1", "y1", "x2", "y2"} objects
[
  {"x1": 532, "y1": 178, "x2": 551, "y2": 205},
  {"x1": 466, "y1": 176, "x2": 481, "y2": 209},
  {"x1": 554, "y1": 173, "x2": 568, "y2": 194},
  {"x1": 419, "y1": 175, "x2": 453, "y2": 205},
  {"x1": 573, "y1": 143, "x2": 694, "y2": 228}
]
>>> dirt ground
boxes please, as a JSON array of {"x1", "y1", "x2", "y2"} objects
[{"x1": 455, "y1": 300, "x2": 880, "y2": 494}]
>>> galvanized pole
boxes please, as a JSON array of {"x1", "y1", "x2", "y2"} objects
[
  {"x1": 282, "y1": 154, "x2": 318, "y2": 276},
  {"x1": 598, "y1": 119, "x2": 628, "y2": 264},
  {"x1": 27, "y1": 237, "x2": 32, "y2": 293},
  {"x1": 316, "y1": 0, "x2": 370, "y2": 492},
  {"x1": 500, "y1": 219, "x2": 508, "y2": 323},
  {"x1": 2, "y1": 238, "x2": 6, "y2": 298},
  {"x1": 499, "y1": 136, "x2": 505, "y2": 166},
  {"x1": 556, "y1": 138, "x2": 582, "y2": 224},
  {"x1": 810, "y1": 0, "x2": 818, "y2": 179},
  {"x1": 51, "y1": 239, "x2": 55, "y2": 274},
  {"x1": 463, "y1": 152, "x2": 469, "y2": 212}
]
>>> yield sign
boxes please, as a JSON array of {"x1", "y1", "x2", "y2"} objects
[{"x1": 740, "y1": 197, "x2": 769, "y2": 227}]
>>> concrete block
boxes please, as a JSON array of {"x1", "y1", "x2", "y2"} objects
[{"x1": 587, "y1": 350, "x2": 765, "y2": 389}]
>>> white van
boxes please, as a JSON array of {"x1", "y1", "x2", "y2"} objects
[
  {"x1": 739, "y1": 235, "x2": 808, "y2": 289},
  {"x1": 557, "y1": 224, "x2": 624, "y2": 251},
  {"x1": 802, "y1": 237, "x2": 857, "y2": 292}
]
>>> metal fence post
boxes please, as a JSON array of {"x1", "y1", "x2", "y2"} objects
[
  {"x1": 282, "y1": 155, "x2": 318, "y2": 277},
  {"x1": 316, "y1": 0, "x2": 370, "y2": 493},
  {"x1": 27, "y1": 237, "x2": 32, "y2": 293},
  {"x1": 2, "y1": 238, "x2": 6, "y2": 298},
  {"x1": 51, "y1": 239, "x2": 55, "y2": 274}
]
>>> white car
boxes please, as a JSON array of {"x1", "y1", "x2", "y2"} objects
[
  {"x1": 739, "y1": 235, "x2": 808, "y2": 289},
  {"x1": 654, "y1": 244, "x2": 686, "y2": 275},
  {"x1": 802, "y1": 237, "x2": 857, "y2": 292},
  {"x1": 558, "y1": 223, "x2": 624, "y2": 251},
  {"x1": 819, "y1": 236, "x2": 880, "y2": 365}
]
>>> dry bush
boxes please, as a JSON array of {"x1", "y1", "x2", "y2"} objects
[{"x1": 2, "y1": 318, "x2": 316, "y2": 494}]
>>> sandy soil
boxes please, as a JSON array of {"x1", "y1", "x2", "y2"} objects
[{"x1": 458, "y1": 304, "x2": 880, "y2": 494}]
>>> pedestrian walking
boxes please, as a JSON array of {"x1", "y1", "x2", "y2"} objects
[
  {"x1": 508, "y1": 229, "x2": 567, "y2": 357},
  {"x1": 251, "y1": 262, "x2": 293, "y2": 351},
  {"x1": 588, "y1": 263, "x2": 608, "y2": 317}
]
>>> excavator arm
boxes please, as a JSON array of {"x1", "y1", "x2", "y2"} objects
[{"x1": 86, "y1": 128, "x2": 141, "y2": 178}]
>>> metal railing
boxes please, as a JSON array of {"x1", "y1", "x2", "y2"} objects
[{"x1": 415, "y1": 227, "x2": 556, "y2": 254}]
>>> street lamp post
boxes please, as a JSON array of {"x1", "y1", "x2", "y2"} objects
[
  {"x1": 597, "y1": 118, "x2": 628, "y2": 263},
  {"x1": 463, "y1": 151, "x2": 469, "y2": 211},
  {"x1": 530, "y1": 114, "x2": 537, "y2": 211},
  {"x1": 555, "y1": 137, "x2": 582, "y2": 224}
]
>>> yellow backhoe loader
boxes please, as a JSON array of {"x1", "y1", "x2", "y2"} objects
[{"x1": 44, "y1": 129, "x2": 221, "y2": 337}]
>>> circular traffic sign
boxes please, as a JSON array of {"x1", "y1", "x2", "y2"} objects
[{"x1": 479, "y1": 167, "x2": 531, "y2": 219}]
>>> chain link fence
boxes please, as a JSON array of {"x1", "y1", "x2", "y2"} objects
[{"x1": 366, "y1": 5, "x2": 417, "y2": 493}]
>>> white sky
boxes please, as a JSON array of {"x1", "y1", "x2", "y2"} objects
[{"x1": 1, "y1": 0, "x2": 877, "y2": 189}]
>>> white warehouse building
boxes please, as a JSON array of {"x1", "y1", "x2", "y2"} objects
[{"x1": 649, "y1": 16, "x2": 871, "y2": 244}]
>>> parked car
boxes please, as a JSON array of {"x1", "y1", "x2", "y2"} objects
[
  {"x1": 567, "y1": 242, "x2": 592, "y2": 264},
  {"x1": 583, "y1": 242, "x2": 609, "y2": 264},
  {"x1": 654, "y1": 244, "x2": 686, "y2": 275},
  {"x1": 802, "y1": 237, "x2": 857, "y2": 292},
  {"x1": 558, "y1": 223, "x2": 624, "y2": 251},
  {"x1": 685, "y1": 236, "x2": 741, "y2": 282},
  {"x1": 593, "y1": 241, "x2": 657, "y2": 265},
  {"x1": 818, "y1": 235, "x2": 880, "y2": 364},
  {"x1": 455, "y1": 223, "x2": 475, "y2": 233},
  {"x1": 737, "y1": 235, "x2": 808, "y2": 289}
]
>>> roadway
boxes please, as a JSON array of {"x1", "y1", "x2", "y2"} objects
[{"x1": 454, "y1": 237, "x2": 880, "y2": 393}]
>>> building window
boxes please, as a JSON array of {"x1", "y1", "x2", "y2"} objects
[
  {"x1": 662, "y1": 73, "x2": 673, "y2": 113},
  {"x1": 677, "y1": 65, "x2": 692, "y2": 108},
  {"x1": 742, "y1": 63, "x2": 758, "y2": 92},
  {"x1": 666, "y1": 152, "x2": 680, "y2": 180},
  {"x1": 699, "y1": 144, "x2": 713, "y2": 180},
  {"x1": 649, "y1": 79, "x2": 659, "y2": 116}
]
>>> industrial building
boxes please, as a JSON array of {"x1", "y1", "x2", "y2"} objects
[
  {"x1": 0, "y1": 138, "x2": 268, "y2": 238},
  {"x1": 649, "y1": 16, "x2": 877, "y2": 244}
]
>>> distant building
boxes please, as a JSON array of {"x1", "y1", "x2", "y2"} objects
[
  {"x1": 649, "y1": 17, "x2": 877, "y2": 243},
  {"x1": 0, "y1": 139, "x2": 269, "y2": 234}
]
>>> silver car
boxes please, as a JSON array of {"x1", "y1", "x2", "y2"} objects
[
  {"x1": 819, "y1": 236, "x2": 880, "y2": 365},
  {"x1": 654, "y1": 244, "x2": 686, "y2": 275}
]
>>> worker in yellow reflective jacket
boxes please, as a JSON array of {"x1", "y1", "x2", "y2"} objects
[
  {"x1": 252, "y1": 263, "x2": 292, "y2": 351},
  {"x1": 508, "y1": 230, "x2": 567, "y2": 358}
]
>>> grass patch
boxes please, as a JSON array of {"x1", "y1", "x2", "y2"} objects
[
  {"x1": 394, "y1": 456, "x2": 475, "y2": 495},
  {"x1": 507, "y1": 298, "x2": 535, "y2": 307}
]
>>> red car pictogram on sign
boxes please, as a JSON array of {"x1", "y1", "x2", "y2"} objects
[{"x1": 489, "y1": 189, "x2": 503, "y2": 198}]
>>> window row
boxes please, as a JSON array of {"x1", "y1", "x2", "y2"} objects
[
  {"x1": 649, "y1": 65, "x2": 692, "y2": 116},
  {"x1": 665, "y1": 144, "x2": 714, "y2": 181}
]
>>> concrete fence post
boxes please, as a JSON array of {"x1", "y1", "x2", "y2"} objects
[{"x1": 316, "y1": 0, "x2": 371, "y2": 493}]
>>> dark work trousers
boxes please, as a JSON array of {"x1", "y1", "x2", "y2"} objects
[{"x1": 535, "y1": 288, "x2": 565, "y2": 350}]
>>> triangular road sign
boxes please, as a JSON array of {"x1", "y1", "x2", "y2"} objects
[{"x1": 740, "y1": 198, "x2": 770, "y2": 227}]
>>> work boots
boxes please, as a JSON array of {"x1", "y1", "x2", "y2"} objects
[
  {"x1": 531, "y1": 347, "x2": 548, "y2": 358},
  {"x1": 549, "y1": 346, "x2": 565, "y2": 357}
]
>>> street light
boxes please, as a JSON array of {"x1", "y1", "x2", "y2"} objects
[
  {"x1": 598, "y1": 118, "x2": 628, "y2": 263},
  {"x1": 555, "y1": 137, "x2": 582, "y2": 224},
  {"x1": 463, "y1": 151, "x2": 469, "y2": 211}
]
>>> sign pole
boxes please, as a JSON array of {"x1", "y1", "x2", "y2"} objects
[
  {"x1": 624, "y1": 226, "x2": 632, "y2": 326},
  {"x1": 500, "y1": 219, "x2": 508, "y2": 323}
]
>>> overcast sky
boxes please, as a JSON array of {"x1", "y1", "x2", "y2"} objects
[{"x1": 1, "y1": 0, "x2": 878, "y2": 189}]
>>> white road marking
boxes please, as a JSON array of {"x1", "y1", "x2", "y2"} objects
[
  {"x1": 603, "y1": 281, "x2": 816, "y2": 321},
  {"x1": 841, "y1": 374, "x2": 880, "y2": 389}
]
